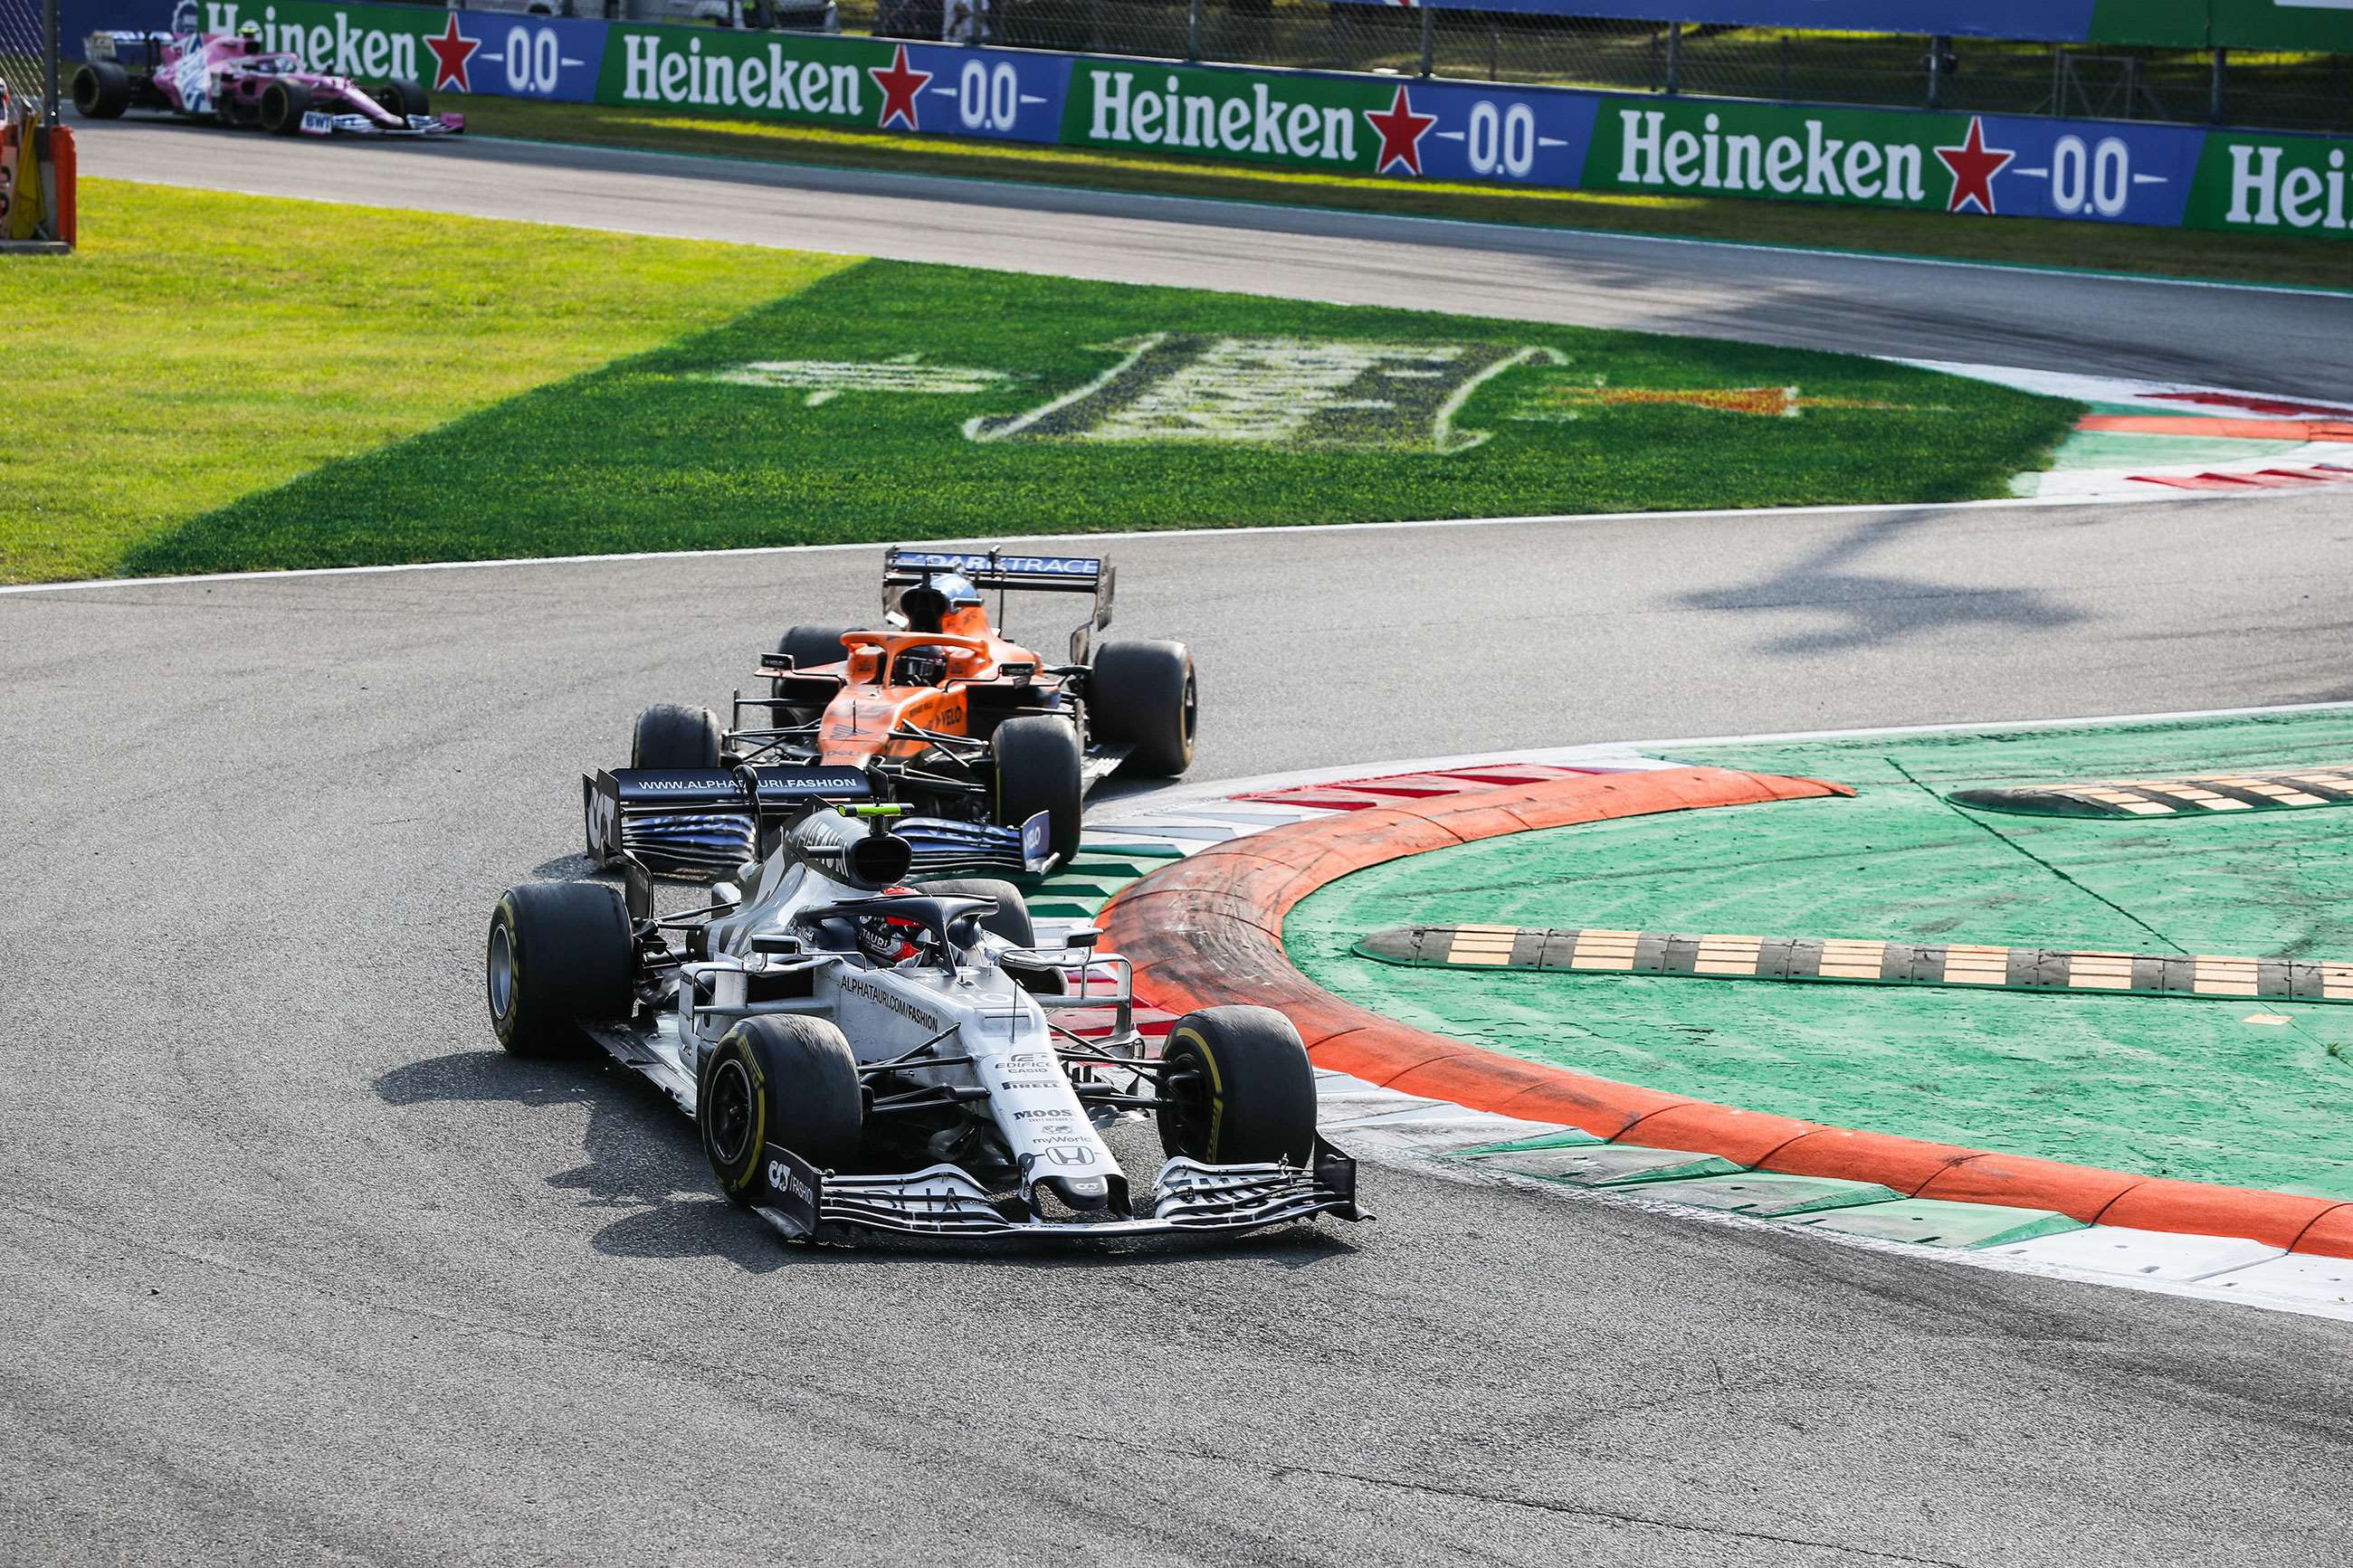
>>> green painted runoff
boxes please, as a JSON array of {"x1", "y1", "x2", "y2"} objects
[{"x1": 1289, "y1": 709, "x2": 2353, "y2": 1196}]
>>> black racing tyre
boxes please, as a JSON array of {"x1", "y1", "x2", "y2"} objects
[
  {"x1": 770, "y1": 623, "x2": 855, "y2": 720},
  {"x1": 632, "y1": 702, "x2": 721, "y2": 770},
  {"x1": 776, "y1": 623, "x2": 854, "y2": 671},
  {"x1": 1088, "y1": 639, "x2": 1196, "y2": 778},
  {"x1": 912, "y1": 878, "x2": 1033, "y2": 946},
  {"x1": 486, "y1": 881, "x2": 634, "y2": 1056},
  {"x1": 993, "y1": 714, "x2": 1082, "y2": 869},
  {"x1": 71, "y1": 62, "x2": 130, "y2": 119},
  {"x1": 259, "y1": 80, "x2": 312, "y2": 135},
  {"x1": 373, "y1": 78, "x2": 426, "y2": 117},
  {"x1": 698, "y1": 1014, "x2": 863, "y2": 1203},
  {"x1": 1156, "y1": 1005, "x2": 1318, "y2": 1166}
]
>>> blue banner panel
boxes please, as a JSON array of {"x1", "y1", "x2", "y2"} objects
[
  {"x1": 888, "y1": 42, "x2": 1072, "y2": 144},
  {"x1": 1967, "y1": 114, "x2": 2206, "y2": 226}
]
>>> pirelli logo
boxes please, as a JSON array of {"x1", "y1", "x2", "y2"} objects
[
  {"x1": 1353, "y1": 925, "x2": 2353, "y2": 1004},
  {"x1": 1950, "y1": 767, "x2": 2353, "y2": 819}
]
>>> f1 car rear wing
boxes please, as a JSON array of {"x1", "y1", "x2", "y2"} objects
[
  {"x1": 83, "y1": 31, "x2": 170, "y2": 64},
  {"x1": 883, "y1": 548, "x2": 1117, "y2": 663},
  {"x1": 584, "y1": 765, "x2": 872, "y2": 873}
]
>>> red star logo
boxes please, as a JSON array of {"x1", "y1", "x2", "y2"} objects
[
  {"x1": 868, "y1": 44, "x2": 930, "y2": 133},
  {"x1": 1363, "y1": 84, "x2": 1438, "y2": 176},
  {"x1": 1933, "y1": 116, "x2": 2015, "y2": 215},
  {"x1": 424, "y1": 14, "x2": 479, "y2": 94}
]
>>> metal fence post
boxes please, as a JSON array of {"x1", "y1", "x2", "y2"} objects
[
  {"x1": 1926, "y1": 33, "x2": 1946, "y2": 110},
  {"x1": 1418, "y1": 3, "x2": 1433, "y2": 80},
  {"x1": 1664, "y1": 22, "x2": 1680, "y2": 96},
  {"x1": 2210, "y1": 46, "x2": 2227, "y2": 125},
  {"x1": 43, "y1": 0, "x2": 59, "y2": 128},
  {"x1": 1186, "y1": 0, "x2": 1200, "y2": 64}
]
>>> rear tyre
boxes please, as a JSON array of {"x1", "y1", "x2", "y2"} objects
[
  {"x1": 486, "y1": 882, "x2": 634, "y2": 1057},
  {"x1": 71, "y1": 62, "x2": 130, "y2": 119},
  {"x1": 373, "y1": 78, "x2": 426, "y2": 117},
  {"x1": 1156, "y1": 1005, "x2": 1317, "y2": 1166},
  {"x1": 699, "y1": 1015, "x2": 863, "y2": 1204},
  {"x1": 632, "y1": 702, "x2": 721, "y2": 770},
  {"x1": 993, "y1": 715, "x2": 1082, "y2": 869},
  {"x1": 259, "y1": 80, "x2": 313, "y2": 135},
  {"x1": 1089, "y1": 639, "x2": 1196, "y2": 778}
]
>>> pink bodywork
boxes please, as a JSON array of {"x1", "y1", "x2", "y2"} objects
[{"x1": 122, "y1": 31, "x2": 463, "y2": 136}]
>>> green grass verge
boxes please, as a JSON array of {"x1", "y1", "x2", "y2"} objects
[
  {"x1": 0, "y1": 179, "x2": 855, "y2": 584},
  {"x1": 1290, "y1": 709, "x2": 2353, "y2": 1197},
  {"x1": 121, "y1": 249, "x2": 2079, "y2": 576},
  {"x1": 458, "y1": 96, "x2": 2353, "y2": 293}
]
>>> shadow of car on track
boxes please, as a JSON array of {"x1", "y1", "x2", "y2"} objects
[
  {"x1": 376, "y1": 1050, "x2": 1356, "y2": 1274},
  {"x1": 1677, "y1": 506, "x2": 2091, "y2": 657}
]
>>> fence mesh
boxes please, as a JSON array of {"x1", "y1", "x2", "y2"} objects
[
  {"x1": 0, "y1": 0, "x2": 54, "y2": 128},
  {"x1": 832, "y1": 2, "x2": 2349, "y2": 134}
]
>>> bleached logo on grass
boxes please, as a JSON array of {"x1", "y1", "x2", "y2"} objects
[
  {"x1": 967, "y1": 335, "x2": 1564, "y2": 453},
  {"x1": 709, "y1": 353, "x2": 1015, "y2": 407}
]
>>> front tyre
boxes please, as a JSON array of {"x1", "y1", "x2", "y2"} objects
[
  {"x1": 912, "y1": 877, "x2": 1034, "y2": 946},
  {"x1": 486, "y1": 882, "x2": 634, "y2": 1056},
  {"x1": 1157, "y1": 1005, "x2": 1318, "y2": 1166},
  {"x1": 698, "y1": 1015, "x2": 863, "y2": 1205},
  {"x1": 632, "y1": 702, "x2": 721, "y2": 770},
  {"x1": 770, "y1": 623, "x2": 855, "y2": 722},
  {"x1": 993, "y1": 715, "x2": 1082, "y2": 869},
  {"x1": 373, "y1": 78, "x2": 427, "y2": 117},
  {"x1": 259, "y1": 80, "x2": 313, "y2": 135},
  {"x1": 1089, "y1": 639, "x2": 1196, "y2": 778}
]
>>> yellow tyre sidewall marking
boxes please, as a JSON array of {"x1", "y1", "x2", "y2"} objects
[{"x1": 1170, "y1": 1025, "x2": 1226, "y2": 1163}]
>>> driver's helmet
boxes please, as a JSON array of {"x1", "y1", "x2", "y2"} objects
[
  {"x1": 236, "y1": 19, "x2": 264, "y2": 51},
  {"x1": 894, "y1": 643, "x2": 957, "y2": 688},
  {"x1": 853, "y1": 910, "x2": 929, "y2": 965},
  {"x1": 900, "y1": 572, "x2": 982, "y2": 635}
]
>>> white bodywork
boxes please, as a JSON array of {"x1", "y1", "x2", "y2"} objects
[{"x1": 600, "y1": 823, "x2": 1129, "y2": 1209}]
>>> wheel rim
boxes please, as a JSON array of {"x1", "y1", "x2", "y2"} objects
[
  {"x1": 1158, "y1": 1049, "x2": 1210, "y2": 1155},
  {"x1": 487, "y1": 923, "x2": 515, "y2": 1020},
  {"x1": 1180, "y1": 668, "x2": 1198, "y2": 749},
  {"x1": 707, "y1": 1059, "x2": 757, "y2": 1165}
]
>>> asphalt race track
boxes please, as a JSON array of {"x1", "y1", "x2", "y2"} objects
[
  {"x1": 72, "y1": 119, "x2": 2353, "y2": 399},
  {"x1": 7, "y1": 128, "x2": 2353, "y2": 1566}
]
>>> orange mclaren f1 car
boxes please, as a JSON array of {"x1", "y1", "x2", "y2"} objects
[{"x1": 588, "y1": 550, "x2": 1196, "y2": 878}]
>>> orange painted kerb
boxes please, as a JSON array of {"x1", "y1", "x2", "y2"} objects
[{"x1": 1099, "y1": 767, "x2": 2353, "y2": 1259}]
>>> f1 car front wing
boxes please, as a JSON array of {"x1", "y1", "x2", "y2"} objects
[{"x1": 753, "y1": 1143, "x2": 1365, "y2": 1241}]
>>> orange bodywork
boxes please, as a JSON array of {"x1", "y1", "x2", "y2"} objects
[{"x1": 774, "y1": 604, "x2": 1053, "y2": 767}]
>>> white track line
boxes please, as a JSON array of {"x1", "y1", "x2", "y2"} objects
[{"x1": 1, "y1": 489, "x2": 2250, "y2": 598}]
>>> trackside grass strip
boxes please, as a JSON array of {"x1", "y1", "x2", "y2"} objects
[
  {"x1": 1288, "y1": 710, "x2": 2353, "y2": 1197},
  {"x1": 128, "y1": 256, "x2": 2077, "y2": 576},
  {"x1": 0, "y1": 180, "x2": 855, "y2": 585}
]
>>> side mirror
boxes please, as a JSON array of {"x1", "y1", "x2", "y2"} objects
[{"x1": 1065, "y1": 927, "x2": 1104, "y2": 949}]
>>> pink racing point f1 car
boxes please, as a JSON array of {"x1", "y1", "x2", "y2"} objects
[{"x1": 71, "y1": 24, "x2": 463, "y2": 138}]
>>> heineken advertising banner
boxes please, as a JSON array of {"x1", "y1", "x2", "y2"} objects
[{"x1": 71, "y1": 2, "x2": 2350, "y2": 241}]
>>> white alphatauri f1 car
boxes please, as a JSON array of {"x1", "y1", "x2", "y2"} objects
[{"x1": 488, "y1": 765, "x2": 1362, "y2": 1240}]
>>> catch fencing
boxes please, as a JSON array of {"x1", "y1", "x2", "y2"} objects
[
  {"x1": 1, "y1": 0, "x2": 56, "y2": 126},
  {"x1": 843, "y1": 1, "x2": 2348, "y2": 132}
]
